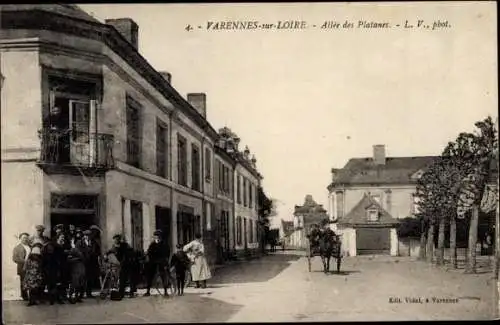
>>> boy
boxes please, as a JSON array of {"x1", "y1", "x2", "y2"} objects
[{"x1": 169, "y1": 244, "x2": 190, "y2": 296}]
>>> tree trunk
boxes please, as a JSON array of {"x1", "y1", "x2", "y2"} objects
[
  {"x1": 426, "y1": 223, "x2": 435, "y2": 263},
  {"x1": 466, "y1": 205, "x2": 479, "y2": 273},
  {"x1": 437, "y1": 217, "x2": 446, "y2": 265},
  {"x1": 418, "y1": 222, "x2": 427, "y2": 260},
  {"x1": 450, "y1": 215, "x2": 458, "y2": 269}
]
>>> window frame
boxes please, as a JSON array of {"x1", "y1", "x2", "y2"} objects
[
  {"x1": 177, "y1": 134, "x2": 188, "y2": 186},
  {"x1": 191, "y1": 143, "x2": 201, "y2": 191},
  {"x1": 156, "y1": 119, "x2": 168, "y2": 178},
  {"x1": 205, "y1": 147, "x2": 212, "y2": 182},
  {"x1": 125, "y1": 96, "x2": 142, "y2": 169}
]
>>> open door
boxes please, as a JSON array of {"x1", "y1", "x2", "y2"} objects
[{"x1": 69, "y1": 100, "x2": 96, "y2": 165}]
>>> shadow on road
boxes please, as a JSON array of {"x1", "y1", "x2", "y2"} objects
[
  {"x1": 2, "y1": 291, "x2": 244, "y2": 324},
  {"x1": 211, "y1": 253, "x2": 301, "y2": 285},
  {"x1": 310, "y1": 270, "x2": 360, "y2": 276}
]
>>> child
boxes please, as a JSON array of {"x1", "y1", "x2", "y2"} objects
[
  {"x1": 67, "y1": 246, "x2": 86, "y2": 303},
  {"x1": 23, "y1": 243, "x2": 44, "y2": 306},
  {"x1": 169, "y1": 244, "x2": 190, "y2": 296}
]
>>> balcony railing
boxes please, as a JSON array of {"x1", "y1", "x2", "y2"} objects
[{"x1": 37, "y1": 128, "x2": 114, "y2": 170}]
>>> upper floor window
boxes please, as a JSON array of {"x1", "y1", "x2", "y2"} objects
[
  {"x1": 336, "y1": 191, "x2": 344, "y2": 219},
  {"x1": 205, "y1": 148, "x2": 212, "y2": 181},
  {"x1": 249, "y1": 183, "x2": 253, "y2": 208},
  {"x1": 243, "y1": 177, "x2": 248, "y2": 207},
  {"x1": 177, "y1": 134, "x2": 188, "y2": 186},
  {"x1": 126, "y1": 97, "x2": 142, "y2": 168},
  {"x1": 156, "y1": 120, "x2": 168, "y2": 178},
  {"x1": 191, "y1": 144, "x2": 201, "y2": 191},
  {"x1": 237, "y1": 175, "x2": 242, "y2": 204},
  {"x1": 236, "y1": 216, "x2": 242, "y2": 245},
  {"x1": 367, "y1": 209, "x2": 379, "y2": 222}
]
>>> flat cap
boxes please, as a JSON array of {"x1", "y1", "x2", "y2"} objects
[
  {"x1": 18, "y1": 232, "x2": 30, "y2": 239},
  {"x1": 83, "y1": 230, "x2": 92, "y2": 235},
  {"x1": 113, "y1": 233, "x2": 122, "y2": 240},
  {"x1": 54, "y1": 224, "x2": 64, "y2": 230},
  {"x1": 153, "y1": 230, "x2": 163, "y2": 236},
  {"x1": 35, "y1": 225, "x2": 45, "y2": 231}
]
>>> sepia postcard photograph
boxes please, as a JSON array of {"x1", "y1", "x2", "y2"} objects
[{"x1": 1, "y1": 1, "x2": 498, "y2": 323}]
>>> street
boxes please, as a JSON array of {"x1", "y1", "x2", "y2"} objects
[{"x1": 2, "y1": 251, "x2": 496, "y2": 323}]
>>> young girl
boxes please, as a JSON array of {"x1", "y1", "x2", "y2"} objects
[{"x1": 23, "y1": 243, "x2": 44, "y2": 306}]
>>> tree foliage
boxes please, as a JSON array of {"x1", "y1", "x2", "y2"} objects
[
  {"x1": 397, "y1": 217, "x2": 422, "y2": 238},
  {"x1": 257, "y1": 186, "x2": 274, "y2": 227}
]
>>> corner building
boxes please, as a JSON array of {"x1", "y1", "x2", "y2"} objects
[{"x1": 1, "y1": 4, "x2": 217, "y2": 288}]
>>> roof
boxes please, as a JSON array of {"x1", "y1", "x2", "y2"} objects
[
  {"x1": 1, "y1": 5, "x2": 220, "y2": 142},
  {"x1": 0, "y1": 4, "x2": 101, "y2": 23},
  {"x1": 294, "y1": 195, "x2": 327, "y2": 215},
  {"x1": 328, "y1": 156, "x2": 439, "y2": 189},
  {"x1": 303, "y1": 214, "x2": 329, "y2": 228},
  {"x1": 338, "y1": 193, "x2": 400, "y2": 226}
]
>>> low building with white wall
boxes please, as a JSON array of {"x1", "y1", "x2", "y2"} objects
[{"x1": 327, "y1": 144, "x2": 438, "y2": 256}]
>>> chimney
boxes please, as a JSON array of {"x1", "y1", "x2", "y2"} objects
[
  {"x1": 233, "y1": 137, "x2": 240, "y2": 151},
  {"x1": 187, "y1": 93, "x2": 207, "y2": 118},
  {"x1": 105, "y1": 18, "x2": 139, "y2": 51},
  {"x1": 373, "y1": 144, "x2": 386, "y2": 165},
  {"x1": 159, "y1": 71, "x2": 171, "y2": 84},
  {"x1": 331, "y1": 168, "x2": 339, "y2": 182}
]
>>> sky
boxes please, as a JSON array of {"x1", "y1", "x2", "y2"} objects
[{"x1": 79, "y1": 2, "x2": 497, "y2": 222}]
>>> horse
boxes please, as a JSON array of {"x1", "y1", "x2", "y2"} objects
[{"x1": 318, "y1": 231, "x2": 342, "y2": 274}]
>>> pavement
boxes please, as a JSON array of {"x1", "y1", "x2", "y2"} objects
[{"x1": 2, "y1": 251, "x2": 497, "y2": 323}]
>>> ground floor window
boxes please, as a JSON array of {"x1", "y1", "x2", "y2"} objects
[
  {"x1": 236, "y1": 216, "x2": 242, "y2": 246},
  {"x1": 249, "y1": 219, "x2": 254, "y2": 244},
  {"x1": 130, "y1": 200, "x2": 143, "y2": 252},
  {"x1": 177, "y1": 204, "x2": 196, "y2": 246},
  {"x1": 50, "y1": 193, "x2": 99, "y2": 237}
]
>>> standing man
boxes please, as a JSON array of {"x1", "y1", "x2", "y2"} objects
[
  {"x1": 109, "y1": 234, "x2": 134, "y2": 299},
  {"x1": 80, "y1": 230, "x2": 101, "y2": 298},
  {"x1": 12, "y1": 232, "x2": 31, "y2": 301},
  {"x1": 144, "y1": 230, "x2": 170, "y2": 297},
  {"x1": 30, "y1": 225, "x2": 49, "y2": 247}
]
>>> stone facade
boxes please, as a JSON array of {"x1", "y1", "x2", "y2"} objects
[{"x1": 0, "y1": 4, "x2": 245, "y2": 287}]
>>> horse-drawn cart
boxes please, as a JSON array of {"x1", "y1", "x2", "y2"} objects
[{"x1": 306, "y1": 230, "x2": 342, "y2": 273}]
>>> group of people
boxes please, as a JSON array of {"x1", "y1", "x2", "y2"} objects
[
  {"x1": 12, "y1": 224, "x2": 101, "y2": 306},
  {"x1": 13, "y1": 223, "x2": 213, "y2": 307}
]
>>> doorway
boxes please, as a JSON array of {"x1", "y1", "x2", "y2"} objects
[{"x1": 155, "y1": 206, "x2": 172, "y2": 249}]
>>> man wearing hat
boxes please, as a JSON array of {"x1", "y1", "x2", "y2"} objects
[
  {"x1": 144, "y1": 230, "x2": 171, "y2": 297},
  {"x1": 80, "y1": 229, "x2": 101, "y2": 298},
  {"x1": 30, "y1": 225, "x2": 49, "y2": 247},
  {"x1": 12, "y1": 232, "x2": 31, "y2": 300},
  {"x1": 109, "y1": 234, "x2": 135, "y2": 299}
]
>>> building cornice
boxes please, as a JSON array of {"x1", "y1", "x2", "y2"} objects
[
  {"x1": 1, "y1": 8, "x2": 219, "y2": 141},
  {"x1": 328, "y1": 182, "x2": 418, "y2": 192}
]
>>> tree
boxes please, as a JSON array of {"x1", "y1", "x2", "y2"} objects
[
  {"x1": 257, "y1": 186, "x2": 275, "y2": 253},
  {"x1": 415, "y1": 156, "x2": 460, "y2": 265},
  {"x1": 447, "y1": 117, "x2": 497, "y2": 273}
]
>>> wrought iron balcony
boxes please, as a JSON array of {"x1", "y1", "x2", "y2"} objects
[{"x1": 37, "y1": 128, "x2": 114, "y2": 174}]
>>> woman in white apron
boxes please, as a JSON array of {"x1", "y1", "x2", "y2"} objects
[{"x1": 183, "y1": 233, "x2": 211, "y2": 288}]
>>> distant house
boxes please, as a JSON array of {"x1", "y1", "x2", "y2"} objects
[
  {"x1": 327, "y1": 145, "x2": 439, "y2": 256},
  {"x1": 279, "y1": 219, "x2": 294, "y2": 247},
  {"x1": 289, "y1": 195, "x2": 329, "y2": 249}
]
